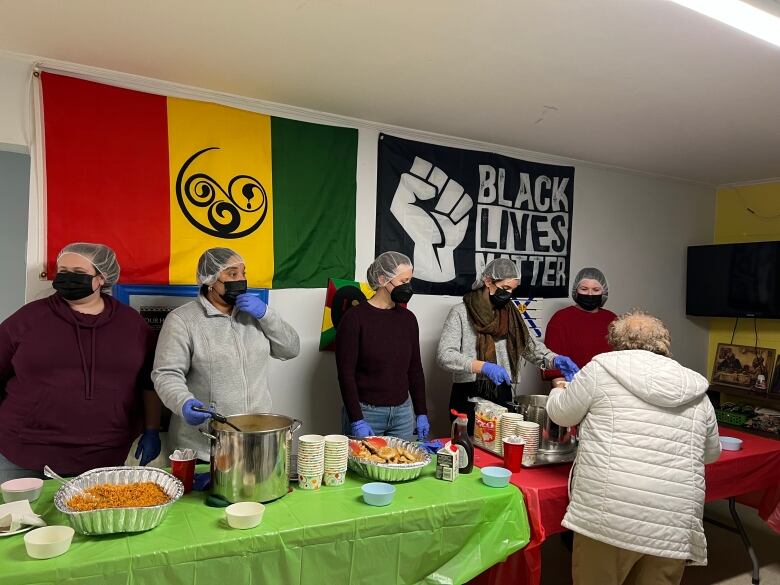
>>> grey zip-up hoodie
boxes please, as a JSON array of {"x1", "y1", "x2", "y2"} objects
[{"x1": 152, "y1": 295, "x2": 300, "y2": 459}]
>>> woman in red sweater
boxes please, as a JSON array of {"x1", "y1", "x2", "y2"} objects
[{"x1": 544, "y1": 267, "x2": 617, "y2": 387}]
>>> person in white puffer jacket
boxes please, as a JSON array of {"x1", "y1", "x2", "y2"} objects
[{"x1": 547, "y1": 310, "x2": 721, "y2": 585}]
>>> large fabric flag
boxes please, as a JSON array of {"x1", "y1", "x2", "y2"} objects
[{"x1": 40, "y1": 72, "x2": 358, "y2": 288}]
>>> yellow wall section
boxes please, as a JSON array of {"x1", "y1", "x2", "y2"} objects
[
  {"x1": 707, "y1": 183, "x2": 780, "y2": 391},
  {"x1": 167, "y1": 98, "x2": 274, "y2": 287}
]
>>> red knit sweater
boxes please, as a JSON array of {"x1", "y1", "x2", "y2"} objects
[{"x1": 542, "y1": 305, "x2": 617, "y2": 380}]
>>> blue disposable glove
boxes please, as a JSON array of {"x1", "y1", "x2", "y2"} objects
[
  {"x1": 235, "y1": 293, "x2": 267, "y2": 319},
  {"x1": 481, "y1": 362, "x2": 512, "y2": 386},
  {"x1": 193, "y1": 472, "x2": 211, "y2": 491},
  {"x1": 134, "y1": 429, "x2": 161, "y2": 466},
  {"x1": 553, "y1": 356, "x2": 580, "y2": 382},
  {"x1": 420, "y1": 440, "x2": 444, "y2": 455},
  {"x1": 350, "y1": 419, "x2": 374, "y2": 438},
  {"x1": 416, "y1": 414, "x2": 430, "y2": 441},
  {"x1": 182, "y1": 398, "x2": 212, "y2": 426}
]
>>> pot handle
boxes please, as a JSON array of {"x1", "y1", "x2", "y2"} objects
[
  {"x1": 199, "y1": 428, "x2": 218, "y2": 442},
  {"x1": 290, "y1": 418, "x2": 303, "y2": 434}
]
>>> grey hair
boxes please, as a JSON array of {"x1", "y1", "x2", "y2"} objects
[{"x1": 607, "y1": 310, "x2": 672, "y2": 357}]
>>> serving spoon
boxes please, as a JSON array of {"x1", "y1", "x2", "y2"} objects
[{"x1": 191, "y1": 406, "x2": 243, "y2": 432}]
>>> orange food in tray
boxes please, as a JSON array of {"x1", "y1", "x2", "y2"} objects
[{"x1": 66, "y1": 482, "x2": 170, "y2": 511}]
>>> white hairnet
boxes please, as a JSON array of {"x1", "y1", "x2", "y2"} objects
[
  {"x1": 57, "y1": 242, "x2": 120, "y2": 287},
  {"x1": 472, "y1": 258, "x2": 519, "y2": 290},
  {"x1": 196, "y1": 247, "x2": 245, "y2": 285},
  {"x1": 367, "y1": 251, "x2": 412, "y2": 290},
  {"x1": 571, "y1": 267, "x2": 608, "y2": 305}
]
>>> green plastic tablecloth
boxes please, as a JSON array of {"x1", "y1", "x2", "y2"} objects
[{"x1": 0, "y1": 464, "x2": 529, "y2": 585}]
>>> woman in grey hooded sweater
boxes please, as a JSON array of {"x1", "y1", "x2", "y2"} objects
[{"x1": 152, "y1": 248, "x2": 300, "y2": 460}]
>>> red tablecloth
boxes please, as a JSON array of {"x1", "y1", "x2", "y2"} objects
[{"x1": 469, "y1": 426, "x2": 780, "y2": 585}]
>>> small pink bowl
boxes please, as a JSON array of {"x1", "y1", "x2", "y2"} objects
[{"x1": 1, "y1": 478, "x2": 44, "y2": 503}]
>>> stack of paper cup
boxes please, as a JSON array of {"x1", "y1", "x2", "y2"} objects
[
  {"x1": 498, "y1": 413, "x2": 525, "y2": 455},
  {"x1": 297, "y1": 434, "x2": 325, "y2": 490},
  {"x1": 323, "y1": 434, "x2": 349, "y2": 486},
  {"x1": 515, "y1": 421, "x2": 540, "y2": 465}
]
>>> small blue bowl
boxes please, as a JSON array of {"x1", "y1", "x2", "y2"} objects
[
  {"x1": 361, "y1": 482, "x2": 396, "y2": 506},
  {"x1": 720, "y1": 436, "x2": 743, "y2": 451},
  {"x1": 481, "y1": 466, "x2": 512, "y2": 488}
]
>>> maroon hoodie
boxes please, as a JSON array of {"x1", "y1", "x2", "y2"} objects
[{"x1": 0, "y1": 293, "x2": 156, "y2": 475}]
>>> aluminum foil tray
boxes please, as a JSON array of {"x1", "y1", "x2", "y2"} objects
[
  {"x1": 53, "y1": 466, "x2": 184, "y2": 535},
  {"x1": 348, "y1": 436, "x2": 431, "y2": 482}
]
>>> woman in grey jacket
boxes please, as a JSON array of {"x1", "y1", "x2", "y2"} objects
[
  {"x1": 152, "y1": 248, "x2": 300, "y2": 460},
  {"x1": 436, "y1": 258, "x2": 579, "y2": 434}
]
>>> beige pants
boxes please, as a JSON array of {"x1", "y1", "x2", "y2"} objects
[{"x1": 572, "y1": 533, "x2": 686, "y2": 585}]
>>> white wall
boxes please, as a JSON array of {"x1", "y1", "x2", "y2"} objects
[{"x1": 0, "y1": 52, "x2": 715, "y2": 438}]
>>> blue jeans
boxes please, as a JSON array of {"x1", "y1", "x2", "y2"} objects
[
  {"x1": 0, "y1": 451, "x2": 45, "y2": 484},
  {"x1": 342, "y1": 396, "x2": 416, "y2": 441}
]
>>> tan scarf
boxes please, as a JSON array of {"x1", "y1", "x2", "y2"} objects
[{"x1": 463, "y1": 289, "x2": 528, "y2": 379}]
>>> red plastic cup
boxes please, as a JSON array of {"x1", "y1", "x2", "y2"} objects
[
  {"x1": 170, "y1": 455, "x2": 196, "y2": 493},
  {"x1": 503, "y1": 438, "x2": 525, "y2": 473}
]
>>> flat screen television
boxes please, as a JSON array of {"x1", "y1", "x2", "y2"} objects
[{"x1": 686, "y1": 242, "x2": 780, "y2": 318}]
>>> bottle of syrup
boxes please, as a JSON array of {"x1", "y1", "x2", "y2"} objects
[{"x1": 450, "y1": 409, "x2": 474, "y2": 474}]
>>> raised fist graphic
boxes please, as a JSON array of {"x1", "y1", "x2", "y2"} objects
[{"x1": 390, "y1": 157, "x2": 473, "y2": 282}]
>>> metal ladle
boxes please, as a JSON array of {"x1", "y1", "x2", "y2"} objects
[
  {"x1": 192, "y1": 406, "x2": 243, "y2": 432},
  {"x1": 43, "y1": 465, "x2": 69, "y2": 486},
  {"x1": 44, "y1": 466, "x2": 99, "y2": 501}
]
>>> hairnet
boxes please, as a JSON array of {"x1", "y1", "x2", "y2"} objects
[
  {"x1": 57, "y1": 242, "x2": 120, "y2": 287},
  {"x1": 571, "y1": 267, "x2": 609, "y2": 305},
  {"x1": 471, "y1": 258, "x2": 519, "y2": 290},
  {"x1": 196, "y1": 247, "x2": 245, "y2": 285},
  {"x1": 366, "y1": 251, "x2": 412, "y2": 290}
]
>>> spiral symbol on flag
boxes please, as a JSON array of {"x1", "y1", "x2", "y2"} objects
[{"x1": 175, "y1": 147, "x2": 268, "y2": 239}]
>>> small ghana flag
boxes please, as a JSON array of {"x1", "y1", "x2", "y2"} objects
[{"x1": 40, "y1": 72, "x2": 358, "y2": 288}]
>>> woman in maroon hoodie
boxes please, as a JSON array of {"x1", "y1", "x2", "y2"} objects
[{"x1": 0, "y1": 243, "x2": 161, "y2": 482}]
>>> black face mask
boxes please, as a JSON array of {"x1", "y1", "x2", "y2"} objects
[
  {"x1": 219, "y1": 279, "x2": 248, "y2": 305},
  {"x1": 53, "y1": 272, "x2": 97, "y2": 301},
  {"x1": 490, "y1": 288, "x2": 512, "y2": 308},
  {"x1": 390, "y1": 282, "x2": 414, "y2": 304},
  {"x1": 575, "y1": 293, "x2": 603, "y2": 311}
]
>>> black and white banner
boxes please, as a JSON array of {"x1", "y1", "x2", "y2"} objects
[{"x1": 375, "y1": 134, "x2": 575, "y2": 297}]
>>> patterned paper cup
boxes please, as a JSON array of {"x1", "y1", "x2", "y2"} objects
[
  {"x1": 298, "y1": 473, "x2": 323, "y2": 490},
  {"x1": 323, "y1": 470, "x2": 346, "y2": 487}
]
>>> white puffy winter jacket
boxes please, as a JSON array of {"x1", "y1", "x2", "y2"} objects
[{"x1": 547, "y1": 350, "x2": 721, "y2": 565}]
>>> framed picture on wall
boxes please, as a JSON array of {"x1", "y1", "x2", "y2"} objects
[
  {"x1": 770, "y1": 362, "x2": 780, "y2": 395},
  {"x1": 112, "y1": 284, "x2": 269, "y2": 332},
  {"x1": 711, "y1": 343, "x2": 776, "y2": 392}
]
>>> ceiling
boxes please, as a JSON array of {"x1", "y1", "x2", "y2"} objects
[{"x1": 1, "y1": 0, "x2": 779, "y2": 185}]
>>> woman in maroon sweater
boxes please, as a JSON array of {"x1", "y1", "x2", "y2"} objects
[
  {"x1": 543, "y1": 267, "x2": 617, "y2": 387},
  {"x1": 335, "y1": 252, "x2": 429, "y2": 441},
  {"x1": 0, "y1": 243, "x2": 161, "y2": 482}
]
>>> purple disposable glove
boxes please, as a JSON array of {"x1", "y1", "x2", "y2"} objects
[
  {"x1": 236, "y1": 293, "x2": 267, "y2": 319},
  {"x1": 481, "y1": 362, "x2": 512, "y2": 386}
]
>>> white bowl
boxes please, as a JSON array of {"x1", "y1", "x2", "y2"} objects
[
  {"x1": 1, "y1": 477, "x2": 44, "y2": 503},
  {"x1": 225, "y1": 502, "x2": 265, "y2": 529},
  {"x1": 24, "y1": 526, "x2": 74, "y2": 559},
  {"x1": 720, "y1": 436, "x2": 743, "y2": 451}
]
